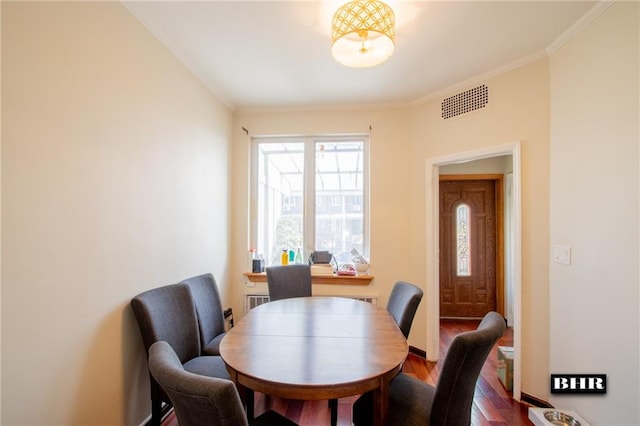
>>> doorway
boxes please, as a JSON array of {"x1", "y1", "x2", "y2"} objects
[
  {"x1": 425, "y1": 142, "x2": 521, "y2": 401},
  {"x1": 439, "y1": 175, "x2": 503, "y2": 318}
]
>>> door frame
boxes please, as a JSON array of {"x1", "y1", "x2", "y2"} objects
[
  {"x1": 439, "y1": 174, "x2": 504, "y2": 318},
  {"x1": 425, "y1": 142, "x2": 522, "y2": 401}
]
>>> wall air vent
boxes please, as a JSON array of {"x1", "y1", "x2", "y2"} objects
[{"x1": 442, "y1": 84, "x2": 488, "y2": 119}]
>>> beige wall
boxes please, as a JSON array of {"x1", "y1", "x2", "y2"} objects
[
  {"x1": 549, "y1": 2, "x2": 639, "y2": 424},
  {"x1": 410, "y1": 59, "x2": 551, "y2": 399},
  {"x1": 1, "y1": 2, "x2": 232, "y2": 425}
]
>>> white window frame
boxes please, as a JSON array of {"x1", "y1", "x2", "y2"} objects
[{"x1": 249, "y1": 134, "x2": 370, "y2": 263}]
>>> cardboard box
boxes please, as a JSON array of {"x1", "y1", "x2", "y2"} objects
[{"x1": 497, "y1": 346, "x2": 514, "y2": 391}]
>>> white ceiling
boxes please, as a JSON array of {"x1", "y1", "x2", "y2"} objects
[{"x1": 123, "y1": 1, "x2": 598, "y2": 111}]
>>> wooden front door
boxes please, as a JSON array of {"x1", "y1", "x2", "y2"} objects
[{"x1": 439, "y1": 176, "x2": 502, "y2": 318}]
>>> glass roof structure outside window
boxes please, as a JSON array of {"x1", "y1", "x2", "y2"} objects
[{"x1": 251, "y1": 136, "x2": 368, "y2": 267}]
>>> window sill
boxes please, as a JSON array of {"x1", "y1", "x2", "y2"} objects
[{"x1": 243, "y1": 272, "x2": 373, "y2": 285}]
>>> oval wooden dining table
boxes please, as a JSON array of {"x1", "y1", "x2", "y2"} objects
[{"x1": 219, "y1": 296, "x2": 408, "y2": 426}]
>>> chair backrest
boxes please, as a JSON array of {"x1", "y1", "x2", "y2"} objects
[
  {"x1": 131, "y1": 284, "x2": 201, "y2": 402},
  {"x1": 148, "y1": 341, "x2": 249, "y2": 426},
  {"x1": 430, "y1": 311, "x2": 506, "y2": 425},
  {"x1": 387, "y1": 281, "x2": 424, "y2": 338},
  {"x1": 180, "y1": 273, "x2": 225, "y2": 350},
  {"x1": 266, "y1": 264, "x2": 312, "y2": 301},
  {"x1": 131, "y1": 283, "x2": 201, "y2": 361}
]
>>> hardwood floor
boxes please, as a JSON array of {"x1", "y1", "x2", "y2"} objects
[{"x1": 162, "y1": 319, "x2": 533, "y2": 425}]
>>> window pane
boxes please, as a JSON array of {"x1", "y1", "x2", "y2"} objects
[
  {"x1": 252, "y1": 136, "x2": 368, "y2": 269},
  {"x1": 456, "y1": 204, "x2": 471, "y2": 276},
  {"x1": 257, "y1": 142, "x2": 304, "y2": 266},
  {"x1": 315, "y1": 141, "x2": 364, "y2": 258}
]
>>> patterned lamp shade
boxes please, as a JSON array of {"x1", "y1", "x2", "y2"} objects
[{"x1": 331, "y1": 0, "x2": 395, "y2": 68}]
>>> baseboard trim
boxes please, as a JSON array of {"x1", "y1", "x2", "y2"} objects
[
  {"x1": 142, "y1": 403, "x2": 173, "y2": 426},
  {"x1": 409, "y1": 345, "x2": 426, "y2": 359},
  {"x1": 521, "y1": 392, "x2": 554, "y2": 408}
]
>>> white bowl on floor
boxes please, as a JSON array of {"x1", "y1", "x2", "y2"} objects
[{"x1": 529, "y1": 408, "x2": 590, "y2": 426}]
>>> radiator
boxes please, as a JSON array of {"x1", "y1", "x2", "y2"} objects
[
  {"x1": 244, "y1": 294, "x2": 271, "y2": 312},
  {"x1": 244, "y1": 294, "x2": 378, "y2": 313}
]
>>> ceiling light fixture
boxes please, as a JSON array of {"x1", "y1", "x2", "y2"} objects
[{"x1": 331, "y1": 0, "x2": 395, "y2": 68}]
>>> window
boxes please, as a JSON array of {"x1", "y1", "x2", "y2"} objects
[
  {"x1": 456, "y1": 203, "x2": 471, "y2": 276},
  {"x1": 250, "y1": 136, "x2": 368, "y2": 267}
]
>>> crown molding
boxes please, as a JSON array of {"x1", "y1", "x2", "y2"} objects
[
  {"x1": 410, "y1": 50, "x2": 548, "y2": 107},
  {"x1": 235, "y1": 102, "x2": 411, "y2": 115},
  {"x1": 411, "y1": 1, "x2": 614, "y2": 107},
  {"x1": 545, "y1": 1, "x2": 615, "y2": 55},
  {"x1": 122, "y1": 1, "x2": 236, "y2": 111},
  {"x1": 124, "y1": 0, "x2": 614, "y2": 114}
]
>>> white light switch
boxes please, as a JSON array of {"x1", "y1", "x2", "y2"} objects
[{"x1": 552, "y1": 245, "x2": 571, "y2": 265}]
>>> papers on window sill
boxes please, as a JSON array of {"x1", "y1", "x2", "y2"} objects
[{"x1": 310, "y1": 264, "x2": 334, "y2": 276}]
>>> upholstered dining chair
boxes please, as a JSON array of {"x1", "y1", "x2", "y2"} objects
[
  {"x1": 387, "y1": 281, "x2": 424, "y2": 338},
  {"x1": 131, "y1": 284, "x2": 230, "y2": 426},
  {"x1": 148, "y1": 341, "x2": 297, "y2": 426},
  {"x1": 265, "y1": 264, "x2": 312, "y2": 301},
  {"x1": 179, "y1": 273, "x2": 226, "y2": 355},
  {"x1": 352, "y1": 311, "x2": 506, "y2": 426}
]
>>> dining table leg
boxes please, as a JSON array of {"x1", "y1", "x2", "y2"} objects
[
  {"x1": 372, "y1": 380, "x2": 390, "y2": 426},
  {"x1": 246, "y1": 388, "x2": 254, "y2": 420},
  {"x1": 329, "y1": 398, "x2": 338, "y2": 426},
  {"x1": 229, "y1": 369, "x2": 254, "y2": 421}
]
